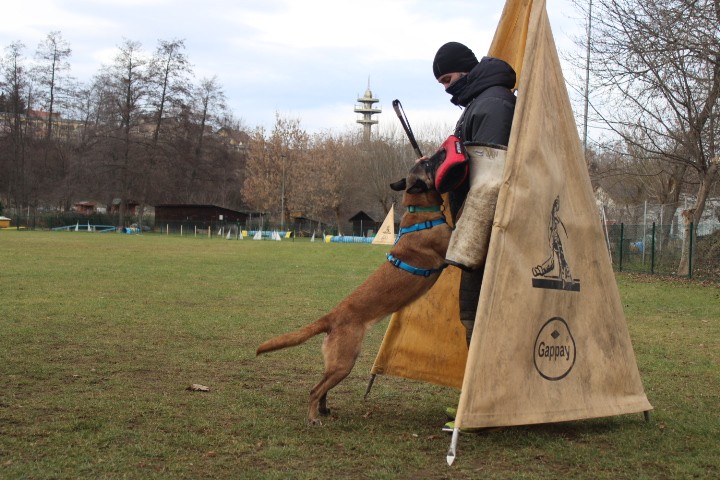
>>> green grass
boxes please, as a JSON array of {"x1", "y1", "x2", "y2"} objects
[{"x1": 1, "y1": 231, "x2": 718, "y2": 479}]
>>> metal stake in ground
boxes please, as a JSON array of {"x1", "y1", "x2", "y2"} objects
[{"x1": 446, "y1": 427, "x2": 460, "y2": 465}]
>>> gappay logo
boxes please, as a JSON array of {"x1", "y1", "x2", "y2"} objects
[{"x1": 533, "y1": 317, "x2": 576, "y2": 381}]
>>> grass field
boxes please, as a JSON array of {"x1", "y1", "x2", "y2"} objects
[{"x1": 1, "y1": 231, "x2": 718, "y2": 479}]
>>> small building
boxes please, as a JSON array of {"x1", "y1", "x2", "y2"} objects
[
  {"x1": 73, "y1": 201, "x2": 97, "y2": 215},
  {"x1": 109, "y1": 198, "x2": 140, "y2": 216},
  {"x1": 0, "y1": 216, "x2": 10, "y2": 228},
  {"x1": 290, "y1": 212, "x2": 325, "y2": 236},
  {"x1": 349, "y1": 211, "x2": 377, "y2": 237},
  {"x1": 154, "y1": 204, "x2": 264, "y2": 229}
]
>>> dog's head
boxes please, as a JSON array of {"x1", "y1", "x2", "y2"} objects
[{"x1": 389, "y1": 148, "x2": 446, "y2": 195}]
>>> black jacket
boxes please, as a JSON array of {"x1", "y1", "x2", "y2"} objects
[
  {"x1": 449, "y1": 56, "x2": 516, "y2": 215},
  {"x1": 452, "y1": 56, "x2": 516, "y2": 146}
]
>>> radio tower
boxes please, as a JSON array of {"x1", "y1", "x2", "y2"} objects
[{"x1": 354, "y1": 78, "x2": 381, "y2": 141}]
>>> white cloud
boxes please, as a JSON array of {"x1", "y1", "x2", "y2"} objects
[{"x1": 1, "y1": 0, "x2": 588, "y2": 137}]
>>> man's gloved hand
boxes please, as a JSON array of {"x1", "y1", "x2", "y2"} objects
[{"x1": 434, "y1": 135, "x2": 469, "y2": 193}]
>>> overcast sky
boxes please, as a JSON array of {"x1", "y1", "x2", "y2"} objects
[{"x1": 2, "y1": 0, "x2": 587, "y2": 137}]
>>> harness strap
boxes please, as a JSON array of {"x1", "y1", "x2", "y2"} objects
[
  {"x1": 387, "y1": 253, "x2": 447, "y2": 277},
  {"x1": 408, "y1": 205, "x2": 442, "y2": 213},
  {"x1": 386, "y1": 215, "x2": 448, "y2": 277},
  {"x1": 397, "y1": 217, "x2": 447, "y2": 237}
]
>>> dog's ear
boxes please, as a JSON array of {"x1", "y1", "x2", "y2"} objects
[
  {"x1": 389, "y1": 178, "x2": 406, "y2": 191},
  {"x1": 406, "y1": 178, "x2": 429, "y2": 194}
]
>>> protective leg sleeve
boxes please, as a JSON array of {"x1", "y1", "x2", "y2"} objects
[{"x1": 445, "y1": 144, "x2": 507, "y2": 271}]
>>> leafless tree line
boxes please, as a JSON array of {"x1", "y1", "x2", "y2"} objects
[
  {"x1": 240, "y1": 114, "x2": 444, "y2": 234},
  {"x1": 0, "y1": 33, "x2": 244, "y2": 224},
  {"x1": 570, "y1": 0, "x2": 720, "y2": 274},
  {"x1": 0, "y1": 32, "x2": 446, "y2": 231}
]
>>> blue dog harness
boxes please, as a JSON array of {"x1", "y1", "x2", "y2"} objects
[
  {"x1": 396, "y1": 218, "x2": 447, "y2": 238},
  {"x1": 387, "y1": 253, "x2": 447, "y2": 277},
  {"x1": 386, "y1": 208, "x2": 448, "y2": 277}
]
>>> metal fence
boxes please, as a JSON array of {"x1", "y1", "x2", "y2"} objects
[
  {"x1": 2, "y1": 210, "x2": 344, "y2": 237},
  {"x1": 152, "y1": 219, "x2": 341, "y2": 238},
  {"x1": 5, "y1": 209, "x2": 718, "y2": 281},
  {"x1": 605, "y1": 222, "x2": 719, "y2": 280}
]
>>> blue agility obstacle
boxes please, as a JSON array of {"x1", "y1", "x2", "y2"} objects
[
  {"x1": 52, "y1": 224, "x2": 117, "y2": 233},
  {"x1": 329, "y1": 236, "x2": 373, "y2": 244}
]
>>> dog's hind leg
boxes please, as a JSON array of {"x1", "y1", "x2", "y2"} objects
[
  {"x1": 306, "y1": 328, "x2": 364, "y2": 425},
  {"x1": 307, "y1": 368, "x2": 353, "y2": 425}
]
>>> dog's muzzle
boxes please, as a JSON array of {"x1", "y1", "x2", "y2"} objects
[{"x1": 434, "y1": 135, "x2": 469, "y2": 194}]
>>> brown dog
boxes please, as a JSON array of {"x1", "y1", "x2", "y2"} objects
[{"x1": 256, "y1": 153, "x2": 452, "y2": 425}]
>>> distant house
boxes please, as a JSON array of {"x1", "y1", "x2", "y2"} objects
[
  {"x1": 73, "y1": 201, "x2": 97, "y2": 215},
  {"x1": 109, "y1": 198, "x2": 140, "y2": 216},
  {"x1": 348, "y1": 211, "x2": 377, "y2": 237},
  {"x1": 216, "y1": 127, "x2": 250, "y2": 151},
  {"x1": 289, "y1": 212, "x2": 326, "y2": 236},
  {"x1": 154, "y1": 204, "x2": 265, "y2": 228}
]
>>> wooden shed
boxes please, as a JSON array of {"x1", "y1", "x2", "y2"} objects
[
  {"x1": 154, "y1": 204, "x2": 264, "y2": 229},
  {"x1": 348, "y1": 211, "x2": 377, "y2": 237}
]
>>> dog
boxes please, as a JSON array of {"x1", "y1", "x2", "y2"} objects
[{"x1": 256, "y1": 151, "x2": 452, "y2": 425}]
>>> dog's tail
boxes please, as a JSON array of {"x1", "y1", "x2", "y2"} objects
[{"x1": 256, "y1": 316, "x2": 330, "y2": 356}]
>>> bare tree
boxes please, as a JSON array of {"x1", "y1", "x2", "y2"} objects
[
  {"x1": 31, "y1": 32, "x2": 77, "y2": 212},
  {"x1": 577, "y1": 0, "x2": 720, "y2": 274},
  {"x1": 355, "y1": 132, "x2": 412, "y2": 215},
  {"x1": 53, "y1": 81, "x2": 104, "y2": 211},
  {"x1": 34, "y1": 31, "x2": 72, "y2": 140},
  {"x1": 95, "y1": 39, "x2": 149, "y2": 225},
  {"x1": 137, "y1": 39, "x2": 192, "y2": 224},
  {"x1": 299, "y1": 133, "x2": 349, "y2": 230},
  {"x1": 184, "y1": 76, "x2": 227, "y2": 200},
  {"x1": 242, "y1": 114, "x2": 310, "y2": 227},
  {"x1": 242, "y1": 126, "x2": 274, "y2": 213},
  {"x1": 0, "y1": 42, "x2": 31, "y2": 213}
]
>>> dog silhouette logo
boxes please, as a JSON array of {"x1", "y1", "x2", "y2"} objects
[{"x1": 531, "y1": 195, "x2": 580, "y2": 292}]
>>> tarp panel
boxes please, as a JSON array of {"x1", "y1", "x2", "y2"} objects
[
  {"x1": 370, "y1": 266, "x2": 467, "y2": 389},
  {"x1": 455, "y1": 0, "x2": 651, "y2": 428},
  {"x1": 488, "y1": 0, "x2": 533, "y2": 87},
  {"x1": 369, "y1": 0, "x2": 650, "y2": 431},
  {"x1": 372, "y1": 204, "x2": 397, "y2": 245},
  {"x1": 367, "y1": 0, "x2": 534, "y2": 390}
]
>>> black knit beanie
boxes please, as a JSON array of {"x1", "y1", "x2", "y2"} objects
[{"x1": 432, "y1": 42, "x2": 479, "y2": 79}]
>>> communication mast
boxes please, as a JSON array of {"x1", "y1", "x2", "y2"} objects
[{"x1": 354, "y1": 78, "x2": 381, "y2": 141}]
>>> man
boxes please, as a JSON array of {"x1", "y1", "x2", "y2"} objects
[
  {"x1": 432, "y1": 41, "x2": 516, "y2": 345},
  {"x1": 432, "y1": 43, "x2": 516, "y2": 429}
]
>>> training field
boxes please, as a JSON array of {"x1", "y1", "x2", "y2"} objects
[{"x1": 1, "y1": 231, "x2": 718, "y2": 479}]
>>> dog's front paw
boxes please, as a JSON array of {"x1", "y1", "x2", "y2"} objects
[{"x1": 307, "y1": 417, "x2": 323, "y2": 426}]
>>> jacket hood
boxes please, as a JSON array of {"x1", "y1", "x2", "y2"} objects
[{"x1": 453, "y1": 56, "x2": 516, "y2": 107}]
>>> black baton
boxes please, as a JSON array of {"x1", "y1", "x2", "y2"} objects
[{"x1": 392, "y1": 99, "x2": 423, "y2": 158}]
